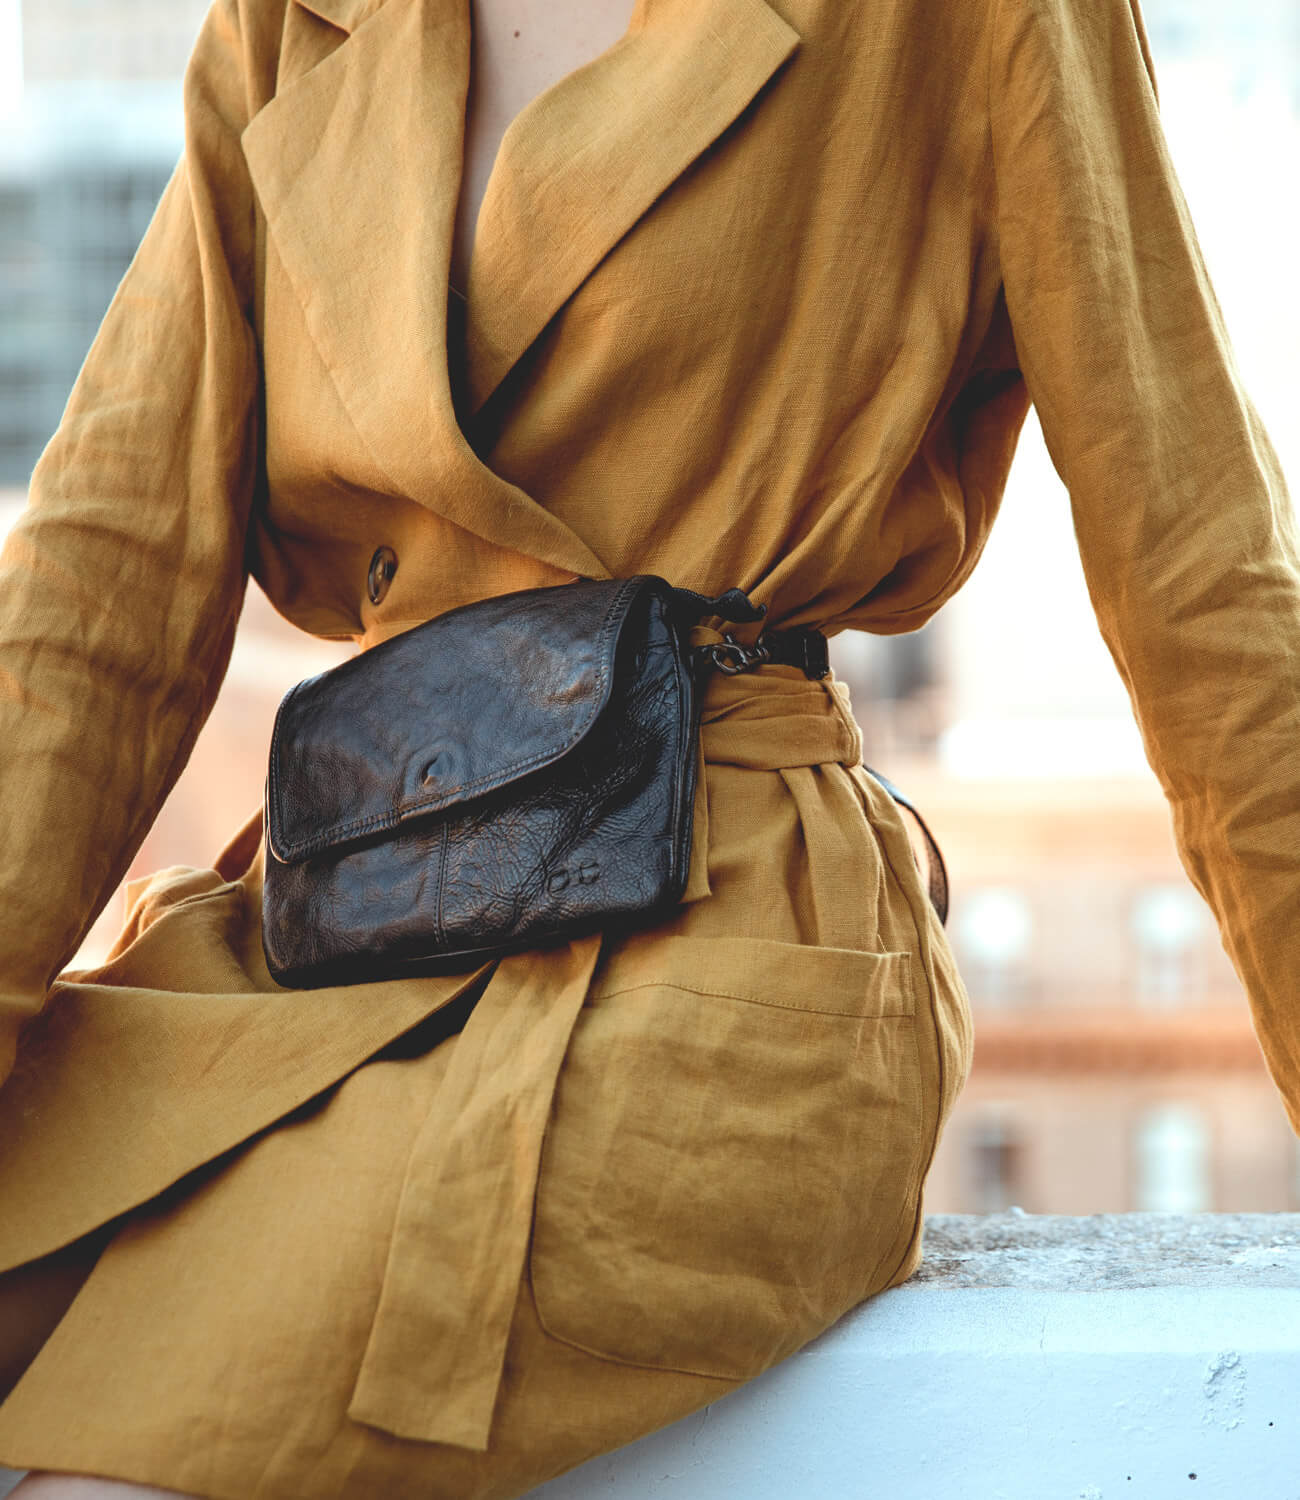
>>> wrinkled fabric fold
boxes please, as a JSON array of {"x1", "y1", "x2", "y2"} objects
[
  {"x1": 3, "y1": 0, "x2": 1294, "y2": 1483},
  {"x1": 0, "y1": 668, "x2": 892, "y2": 1458},
  {"x1": 698, "y1": 664, "x2": 863, "y2": 770},
  {"x1": 349, "y1": 937, "x2": 602, "y2": 1449},
  {"x1": 339, "y1": 669, "x2": 872, "y2": 1447}
]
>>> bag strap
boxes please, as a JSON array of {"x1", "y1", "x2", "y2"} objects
[
  {"x1": 665, "y1": 582, "x2": 768, "y2": 626},
  {"x1": 663, "y1": 581, "x2": 949, "y2": 921},
  {"x1": 863, "y1": 767, "x2": 950, "y2": 926},
  {"x1": 664, "y1": 582, "x2": 826, "y2": 682},
  {"x1": 693, "y1": 626, "x2": 830, "y2": 681}
]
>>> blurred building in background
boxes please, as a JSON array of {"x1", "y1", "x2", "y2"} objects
[
  {"x1": 0, "y1": 0, "x2": 203, "y2": 483},
  {"x1": 1, "y1": 0, "x2": 1298, "y2": 1214},
  {"x1": 904, "y1": 0, "x2": 1300, "y2": 1215}
]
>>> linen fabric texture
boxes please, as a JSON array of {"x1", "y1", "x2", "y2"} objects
[{"x1": 0, "y1": 0, "x2": 1295, "y2": 1492}]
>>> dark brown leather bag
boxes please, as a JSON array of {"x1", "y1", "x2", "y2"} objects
[{"x1": 261, "y1": 575, "x2": 824, "y2": 987}]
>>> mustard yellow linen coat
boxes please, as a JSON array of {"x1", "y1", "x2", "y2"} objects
[{"x1": 0, "y1": 0, "x2": 1296, "y2": 1492}]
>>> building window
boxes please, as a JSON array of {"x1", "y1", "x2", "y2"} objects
[
  {"x1": 954, "y1": 886, "x2": 1033, "y2": 1007},
  {"x1": 829, "y1": 624, "x2": 943, "y2": 755},
  {"x1": 1135, "y1": 1103, "x2": 1212, "y2": 1212},
  {"x1": 1130, "y1": 884, "x2": 1209, "y2": 1009},
  {"x1": 969, "y1": 1109, "x2": 1027, "y2": 1213},
  {"x1": 0, "y1": 158, "x2": 172, "y2": 485}
]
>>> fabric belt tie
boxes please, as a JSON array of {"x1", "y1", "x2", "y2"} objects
[
  {"x1": 694, "y1": 643, "x2": 862, "y2": 770},
  {"x1": 347, "y1": 663, "x2": 943, "y2": 1451},
  {"x1": 693, "y1": 640, "x2": 949, "y2": 922}
]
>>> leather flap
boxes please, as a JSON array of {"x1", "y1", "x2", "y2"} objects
[{"x1": 266, "y1": 577, "x2": 650, "y2": 863}]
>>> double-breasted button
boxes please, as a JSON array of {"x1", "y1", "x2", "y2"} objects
[{"x1": 367, "y1": 546, "x2": 398, "y2": 605}]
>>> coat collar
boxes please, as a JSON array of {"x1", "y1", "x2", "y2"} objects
[
  {"x1": 291, "y1": 0, "x2": 384, "y2": 32},
  {"x1": 242, "y1": 0, "x2": 800, "y2": 577}
]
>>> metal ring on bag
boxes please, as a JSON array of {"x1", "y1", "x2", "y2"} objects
[{"x1": 702, "y1": 633, "x2": 773, "y2": 676}]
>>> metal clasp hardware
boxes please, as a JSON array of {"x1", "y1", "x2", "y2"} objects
[{"x1": 704, "y1": 632, "x2": 772, "y2": 676}]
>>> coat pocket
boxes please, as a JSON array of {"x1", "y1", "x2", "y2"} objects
[{"x1": 529, "y1": 933, "x2": 926, "y2": 1380}]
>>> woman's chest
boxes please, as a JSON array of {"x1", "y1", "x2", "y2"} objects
[
  {"x1": 251, "y1": 0, "x2": 1002, "y2": 637},
  {"x1": 452, "y1": 0, "x2": 639, "y2": 293}
]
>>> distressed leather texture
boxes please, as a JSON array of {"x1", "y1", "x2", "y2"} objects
[{"x1": 262, "y1": 576, "x2": 700, "y2": 986}]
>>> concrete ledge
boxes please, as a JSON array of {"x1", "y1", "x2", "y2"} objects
[
  {"x1": 4, "y1": 1216, "x2": 1298, "y2": 1498},
  {"x1": 533, "y1": 1213, "x2": 1300, "y2": 1500}
]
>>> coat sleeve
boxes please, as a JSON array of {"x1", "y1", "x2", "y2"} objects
[
  {"x1": 0, "y1": 0, "x2": 265, "y2": 1086},
  {"x1": 988, "y1": 0, "x2": 1300, "y2": 1128}
]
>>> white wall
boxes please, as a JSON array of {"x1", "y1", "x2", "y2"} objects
[{"x1": 533, "y1": 1214, "x2": 1300, "y2": 1500}]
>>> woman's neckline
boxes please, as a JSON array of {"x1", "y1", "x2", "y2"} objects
[{"x1": 450, "y1": 0, "x2": 646, "y2": 302}]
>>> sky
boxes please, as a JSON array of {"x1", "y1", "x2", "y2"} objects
[{"x1": 0, "y1": 0, "x2": 21, "y2": 122}]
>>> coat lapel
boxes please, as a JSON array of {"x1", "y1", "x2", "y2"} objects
[
  {"x1": 241, "y1": 0, "x2": 799, "y2": 575},
  {"x1": 292, "y1": 0, "x2": 386, "y2": 30},
  {"x1": 462, "y1": 0, "x2": 801, "y2": 416}
]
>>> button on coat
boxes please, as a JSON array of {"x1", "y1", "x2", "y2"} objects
[
  {"x1": 366, "y1": 545, "x2": 397, "y2": 605},
  {"x1": 0, "y1": 0, "x2": 1295, "y2": 1490}
]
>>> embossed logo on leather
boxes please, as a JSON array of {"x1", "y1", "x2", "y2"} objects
[{"x1": 547, "y1": 863, "x2": 601, "y2": 895}]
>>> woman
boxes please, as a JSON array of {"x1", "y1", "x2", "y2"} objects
[{"x1": 0, "y1": 0, "x2": 1296, "y2": 1494}]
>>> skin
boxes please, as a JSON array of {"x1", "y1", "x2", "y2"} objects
[
  {"x1": 452, "y1": 0, "x2": 638, "y2": 292},
  {"x1": 10, "y1": 1481, "x2": 187, "y2": 1500},
  {"x1": 0, "y1": 4, "x2": 637, "y2": 1494}
]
